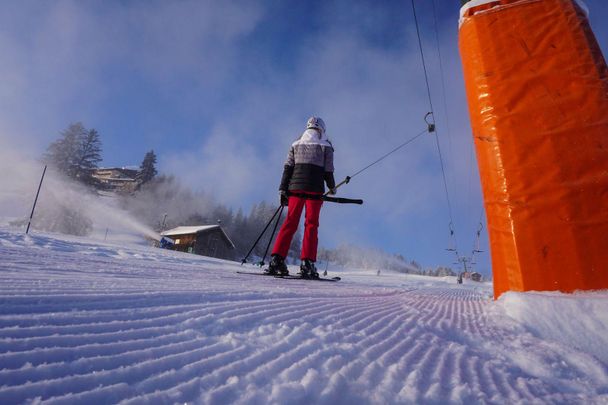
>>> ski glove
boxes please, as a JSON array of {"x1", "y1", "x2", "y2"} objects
[
  {"x1": 327, "y1": 188, "x2": 337, "y2": 196},
  {"x1": 279, "y1": 191, "x2": 288, "y2": 206}
]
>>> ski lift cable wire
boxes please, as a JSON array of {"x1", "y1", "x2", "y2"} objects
[
  {"x1": 431, "y1": 0, "x2": 466, "y2": 252},
  {"x1": 431, "y1": 0, "x2": 454, "y2": 166},
  {"x1": 471, "y1": 205, "x2": 486, "y2": 256},
  {"x1": 349, "y1": 128, "x2": 428, "y2": 179},
  {"x1": 467, "y1": 138, "x2": 475, "y2": 228},
  {"x1": 411, "y1": 0, "x2": 435, "y2": 118},
  {"x1": 431, "y1": 0, "x2": 483, "y2": 259},
  {"x1": 329, "y1": 127, "x2": 429, "y2": 195},
  {"x1": 411, "y1": 0, "x2": 457, "y2": 247}
]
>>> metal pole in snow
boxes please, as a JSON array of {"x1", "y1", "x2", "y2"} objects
[
  {"x1": 26, "y1": 165, "x2": 47, "y2": 235},
  {"x1": 161, "y1": 213, "x2": 168, "y2": 233}
]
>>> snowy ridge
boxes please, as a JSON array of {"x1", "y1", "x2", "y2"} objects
[{"x1": 0, "y1": 229, "x2": 607, "y2": 404}]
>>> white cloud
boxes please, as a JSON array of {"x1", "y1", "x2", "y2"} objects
[
  {"x1": 162, "y1": 126, "x2": 270, "y2": 204},
  {"x1": 0, "y1": 0, "x2": 265, "y2": 146}
]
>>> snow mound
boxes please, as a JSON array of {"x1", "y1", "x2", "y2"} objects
[{"x1": 498, "y1": 290, "x2": 608, "y2": 364}]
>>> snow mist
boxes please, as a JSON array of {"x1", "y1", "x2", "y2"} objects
[{"x1": 0, "y1": 138, "x2": 161, "y2": 243}]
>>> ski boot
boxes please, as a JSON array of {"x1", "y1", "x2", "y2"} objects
[
  {"x1": 300, "y1": 259, "x2": 319, "y2": 279},
  {"x1": 265, "y1": 254, "x2": 289, "y2": 276}
]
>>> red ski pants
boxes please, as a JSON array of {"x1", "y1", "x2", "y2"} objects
[{"x1": 272, "y1": 191, "x2": 323, "y2": 261}]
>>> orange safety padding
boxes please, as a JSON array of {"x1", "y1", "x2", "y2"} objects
[{"x1": 459, "y1": 0, "x2": 608, "y2": 299}]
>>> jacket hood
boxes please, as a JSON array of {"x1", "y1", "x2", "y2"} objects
[{"x1": 295, "y1": 129, "x2": 332, "y2": 147}]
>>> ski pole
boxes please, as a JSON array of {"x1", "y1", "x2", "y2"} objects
[
  {"x1": 241, "y1": 205, "x2": 283, "y2": 264},
  {"x1": 258, "y1": 205, "x2": 284, "y2": 267},
  {"x1": 287, "y1": 191, "x2": 362, "y2": 205},
  {"x1": 322, "y1": 195, "x2": 363, "y2": 205}
]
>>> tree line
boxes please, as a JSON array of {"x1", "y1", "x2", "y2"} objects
[{"x1": 317, "y1": 245, "x2": 456, "y2": 276}]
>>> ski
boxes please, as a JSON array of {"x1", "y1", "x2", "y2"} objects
[{"x1": 236, "y1": 271, "x2": 341, "y2": 282}]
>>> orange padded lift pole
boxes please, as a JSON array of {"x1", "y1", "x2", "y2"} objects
[{"x1": 459, "y1": 0, "x2": 608, "y2": 299}]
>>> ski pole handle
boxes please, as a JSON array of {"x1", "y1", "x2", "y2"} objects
[{"x1": 325, "y1": 176, "x2": 351, "y2": 196}]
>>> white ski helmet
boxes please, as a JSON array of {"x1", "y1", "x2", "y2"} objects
[{"x1": 306, "y1": 116, "x2": 326, "y2": 135}]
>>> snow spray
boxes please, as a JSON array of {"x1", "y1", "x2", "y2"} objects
[{"x1": 0, "y1": 141, "x2": 162, "y2": 242}]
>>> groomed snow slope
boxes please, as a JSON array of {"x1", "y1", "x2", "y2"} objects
[{"x1": 0, "y1": 229, "x2": 607, "y2": 404}]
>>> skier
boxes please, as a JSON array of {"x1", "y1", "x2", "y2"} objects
[{"x1": 266, "y1": 117, "x2": 336, "y2": 278}]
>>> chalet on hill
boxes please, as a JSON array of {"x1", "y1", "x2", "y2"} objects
[
  {"x1": 161, "y1": 225, "x2": 236, "y2": 260},
  {"x1": 91, "y1": 167, "x2": 139, "y2": 192}
]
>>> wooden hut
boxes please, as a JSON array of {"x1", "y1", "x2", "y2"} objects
[{"x1": 161, "y1": 225, "x2": 235, "y2": 260}]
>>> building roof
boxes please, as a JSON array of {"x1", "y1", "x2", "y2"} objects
[
  {"x1": 91, "y1": 167, "x2": 138, "y2": 188},
  {"x1": 161, "y1": 225, "x2": 235, "y2": 249},
  {"x1": 97, "y1": 166, "x2": 139, "y2": 171}
]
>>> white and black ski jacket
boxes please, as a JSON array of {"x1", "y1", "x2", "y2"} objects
[{"x1": 279, "y1": 129, "x2": 336, "y2": 193}]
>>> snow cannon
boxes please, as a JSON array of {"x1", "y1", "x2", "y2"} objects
[
  {"x1": 159, "y1": 236, "x2": 175, "y2": 249},
  {"x1": 459, "y1": 0, "x2": 608, "y2": 299}
]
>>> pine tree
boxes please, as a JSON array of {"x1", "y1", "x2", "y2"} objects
[
  {"x1": 44, "y1": 123, "x2": 103, "y2": 186},
  {"x1": 137, "y1": 150, "x2": 158, "y2": 186}
]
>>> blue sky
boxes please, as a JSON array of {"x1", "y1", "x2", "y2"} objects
[{"x1": 1, "y1": 0, "x2": 607, "y2": 275}]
